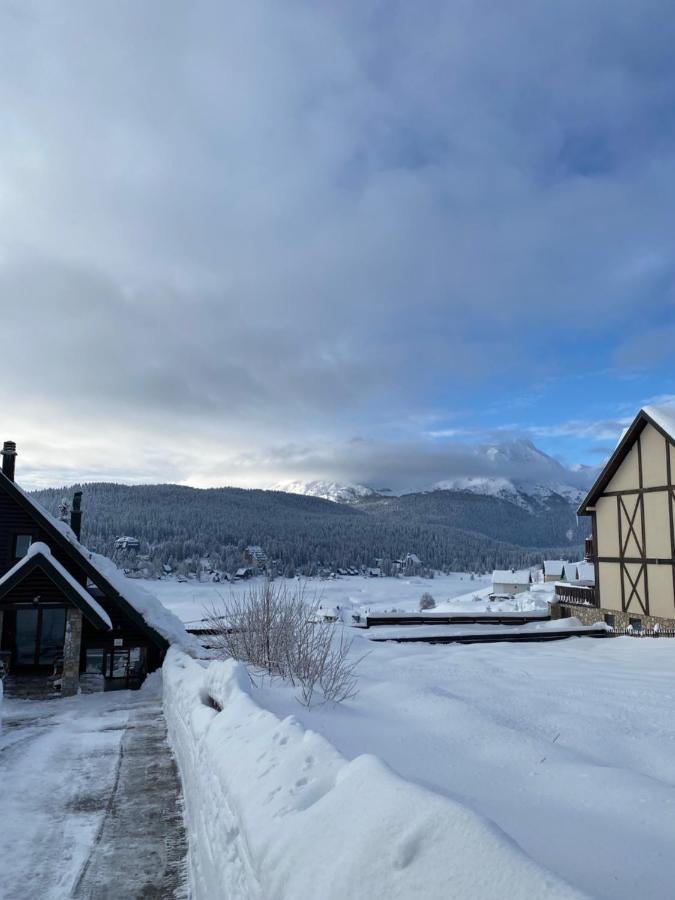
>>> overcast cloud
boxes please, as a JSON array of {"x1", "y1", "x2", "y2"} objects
[{"x1": 1, "y1": 1, "x2": 674, "y2": 489}]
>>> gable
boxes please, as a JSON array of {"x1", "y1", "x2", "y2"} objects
[
  {"x1": 579, "y1": 408, "x2": 675, "y2": 513},
  {"x1": 0, "y1": 472, "x2": 170, "y2": 651},
  {"x1": 0, "y1": 549, "x2": 112, "y2": 630},
  {"x1": 605, "y1": 441, "x2": 640, "y2": 492}
]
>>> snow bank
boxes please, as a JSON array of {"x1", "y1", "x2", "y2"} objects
[{"x1": 164, "y1": 648, "x2": 582, "y2": 900}]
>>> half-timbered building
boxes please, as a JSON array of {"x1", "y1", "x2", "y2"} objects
[
  {"x1": 570, "y1": 405, "x2": 675, "y2": 629},
  {"x1": 0, "y1": 441, "x2": 190, "y2": 696}
]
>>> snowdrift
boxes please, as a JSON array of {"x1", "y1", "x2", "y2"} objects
[{"x1": 164, "y1": 648, "x2": 583, "y2": 900}]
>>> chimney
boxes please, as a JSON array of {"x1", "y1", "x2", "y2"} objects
[
  {"x1": 70, "y1": 490, "x2": 83, "y2": 541},
  {"x1": 2, "y1": 441, "x2": 17, "y2": 481}
]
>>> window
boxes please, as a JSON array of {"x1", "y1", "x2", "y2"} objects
[
  {"x1": 629, "y1": 617, "x2": 642, "y2": 632},
  {"x1": 604, "y1": 614, "x2": 616, "y2": 627},
  {"x1": 85, "y1": 649, "x2": 106, "y2": 675},
  {"x1": 14, "y1": 534, "x2": 33, "y2": 558}
]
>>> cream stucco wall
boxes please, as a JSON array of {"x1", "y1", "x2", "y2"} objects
[
  {"x1": 640, "y1": 423, "x2": 669, "y2": 488},
  {"x1": 646, "y1": 564, "x2": 675, "y2": 618},
  {"x1": 596, "y1": 497, "x2": 619, "y2": 556},
  {"x1": 598, "y1": 562, "x2": 621, "y2": 611},
  {"x1": 606, "y1": 441, "x2": 640, "y2": 492},
  {"x1": 643, "y1": 491, "x2": 671, "y2": 557}
]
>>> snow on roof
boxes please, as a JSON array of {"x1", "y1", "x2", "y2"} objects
[
  {"x1": 562, "y1": 562, "x2": 578, "y2": 581},
  {"x1": 643, "y1": 404, "x2": 675, "y2": 440},
  {"x1": 543, "y1": 560, "x2": 567, "y2": 577},
  {"x1": 492, "y1": 569, "x2": 531, "y2": 585},
  {"x1": 10, "y1": 480, "x2": 199, "y2": 653},
  {"x1": 576, "y1": 561, "x2": 595, "y2": 583},
  {"x1": 0, "y1": 542, "x2": 112, "y2": 630},
  {"x1": 86, "y1": 550, "x2": 201, "y2": 652}
]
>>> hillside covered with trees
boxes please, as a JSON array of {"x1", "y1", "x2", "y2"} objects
[{"x1": 30, "y1": 482, "x2": 589, "y2": 577}]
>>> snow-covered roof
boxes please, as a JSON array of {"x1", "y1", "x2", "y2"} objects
[
  {"x1": 576, "y1": 561, "x2": 595, "y2": 583},
  {"x1": 543, "y1": 560, "x2": 567, "y2": 577},
  {"x1": 562, "y1": 562, "x2": 578, "y2": 581},
  {"x1": 3, "y1": 476, "x2": 199, "y2": 653},
  {"x1": 643, "y1": 404, "x2": 675, "y2": 440},
  {"x1": 0, "y1": 542, "x2": 112, "y2": 630},
  {"x1": 85, "y1": 550, "x2": 201, "y2": 651},
  {"x1": 492, "y1": 569, "x2": 531, "y2": 585}
]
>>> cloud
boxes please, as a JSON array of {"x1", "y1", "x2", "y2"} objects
[{"x1": 0, "y1": 1, "x2": 673, "y2": 487}]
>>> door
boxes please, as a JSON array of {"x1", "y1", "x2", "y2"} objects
[{"x1": 12, "y1": 607, "x2": 66, "y2": 672}]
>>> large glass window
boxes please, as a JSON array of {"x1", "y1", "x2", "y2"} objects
[
  {"x1": 15, "y1": 609, "x2": 38, "y2": 666},
  {"x1": 85, "y1": 649, "x2": 106, "y2": 675},
  {"x1": 38, "y1": 608, "x2": 66, "y2": 664}
]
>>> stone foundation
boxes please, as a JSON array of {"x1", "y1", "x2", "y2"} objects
[{"x1": 551, "y1": 601, "x2": 675, "y2": 630}]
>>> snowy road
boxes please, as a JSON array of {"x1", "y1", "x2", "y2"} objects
[{"x1": 0, "y1": 677, "x2": 188, "y2": 900}]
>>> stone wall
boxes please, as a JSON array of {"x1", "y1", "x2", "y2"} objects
[
  {"x1": 551, "y1": 601, "x2": 675, "y2": 630},
  {"x1": 61, "y1": 607, "x2": 83, "y2": 696}
]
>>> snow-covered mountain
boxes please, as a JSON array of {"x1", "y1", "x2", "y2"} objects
[
  {"x1": 273, "y1": 440, "x2": 596, "y2": 508},
  {"x1": 272, "y1": 480, "x2": 378, "y2": 504}
]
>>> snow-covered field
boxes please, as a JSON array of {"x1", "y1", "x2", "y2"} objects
[
  {"x1": 151, "y1": 574, "x2": 675, "y2": 898},
  {"x1": 147, "y1": 571, "x2": 497, "y2": 625}
]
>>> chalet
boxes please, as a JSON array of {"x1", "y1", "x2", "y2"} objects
[
  {"x1": 491, "y1": 569, "x2": 532, "y2": 596},
  {"x1": 543, "y1": 560, "x2": 568, "y2": 582},
  {"x1": 569, "y1": 405, "x2": 675, "y2": 629},
  {"x1": 0, "y1": 441, "x2": 188, "y2": 697},
  {"x1": 562, "y1": 562, "x2": 578, "y2": 582},
  {"x1": 114, "y1": 535, "x2": 141, "y2": 552}
]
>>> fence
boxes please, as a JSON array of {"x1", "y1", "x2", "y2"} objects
[{"x1": 608, "y1": 626, "x2": 675, "y2": 638}]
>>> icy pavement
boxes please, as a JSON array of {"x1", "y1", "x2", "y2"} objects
[{"x1": 0, "y1": 676, "x2": 188, "y2": 900}]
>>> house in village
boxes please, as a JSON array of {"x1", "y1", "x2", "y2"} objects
[
  {"x1": 243, "y1": 545, "x2": 268, "y2": 569},
  {"x1": 491, "y1": 568, "x2": 532, "y2": 597},
  {"x1": 560, "y1": 405, "x2": 675, "y2": 629},
  {"x1": 542, "y1": 560, "x2": 568, "y2": 582},
  {"x1": 0, "y1": 441, "x2": 181, "y2": 696}
]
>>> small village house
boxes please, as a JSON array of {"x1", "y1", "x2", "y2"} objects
[
  {"x1": 243, "y1": 545, "x2": 268, "y2": 568},
  {"x1": 542, "y1": 560, "x2": 568, "y2": 582},
  {"x1": 0, "y1": 441, "x2": 175, "y2": 697},
  {"x1": 567, "y1": 405, "x2": 675, "y2": 629},
  {"x1": 491, "y1": 568, "x2": 532, "y2": 596}
]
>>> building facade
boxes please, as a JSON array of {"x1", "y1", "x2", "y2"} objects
[
  {"x1": 0, "y1": 441, "x2": 170, "y2": 696},
  {"x1": 567, "y1": 406, "x2": 675, "y2": 629}
]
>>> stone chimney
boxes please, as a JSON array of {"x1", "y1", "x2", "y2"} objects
[
  {"x1": 70, "y1": 490, "x2": 83, "y2": 541},
  {"x1": 2, "y1": 441, "x2": 17, "y2": 481}
]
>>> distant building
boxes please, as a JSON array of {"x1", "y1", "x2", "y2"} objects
[
  {"x1": 243, "y1": 545, "x2": 268, "y2": 568},
  {"x1": 492, "y1": 569, "x2": 532, "y2": 596},
  {"x1": 235, "y1": 567, "x2": 255, "y2": 580},
  {"x1": 114, "y1": 536, "x2": 140, "y2": 552},
  {"x1": 561, "y1": 562, "x2": 579, "y2": 582},
  {"x1": 572, "y1": 404, "x2": 675, "y2": 629},
  {"x1": 543, "y1": 560, "x2": 568, "y2": 582}
]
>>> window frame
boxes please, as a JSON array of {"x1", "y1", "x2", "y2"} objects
[{"x1": 13, "y1": 533, "x2": 34, "y2": 560}]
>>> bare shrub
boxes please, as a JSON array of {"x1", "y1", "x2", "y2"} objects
[
  {"x1": 419, "y1": 592, "x2": 436, "y2": 610},
  {"x1": 206, "y1": 580, "x2": 364, "y2": 706}
]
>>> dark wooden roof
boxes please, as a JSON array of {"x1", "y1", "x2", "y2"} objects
[
  {"x1": 0, "y1": 549, "x2": 112, "y2": 631},
  {"x1": 0, "y1": 472, "x2": 169, "y2": 651},
  {"x1": 578, "y1": 408, "x2": 675, "y2": 515}
]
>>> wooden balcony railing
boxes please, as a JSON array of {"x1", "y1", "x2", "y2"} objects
[{"x1": 555, "y1": 583, "x2": 597, "y2": 607}]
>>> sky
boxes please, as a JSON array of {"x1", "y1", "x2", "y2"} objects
[{"x1": 1, "y1": 1, "x2": 675, "y2": 490}]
